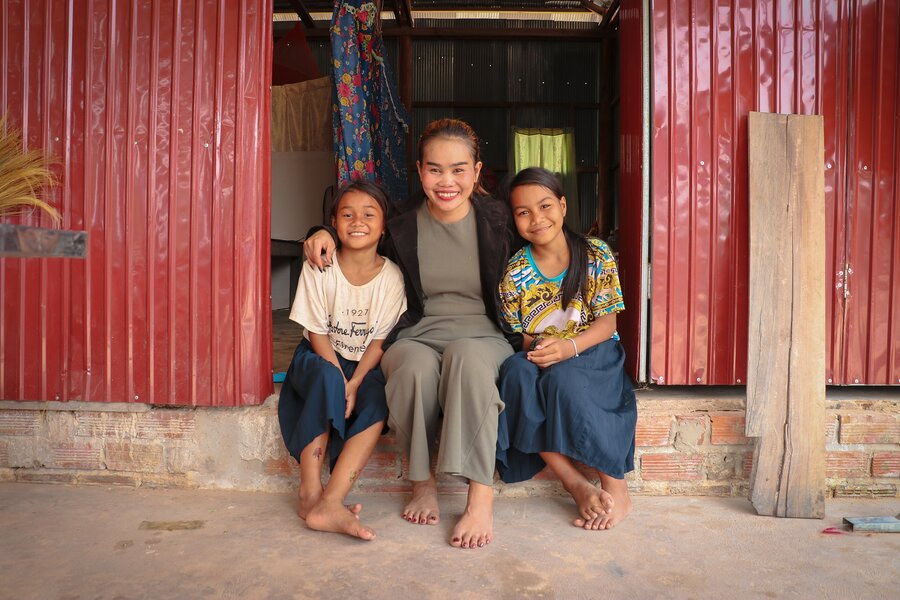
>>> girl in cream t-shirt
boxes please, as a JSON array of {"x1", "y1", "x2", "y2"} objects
[{"x1": 278, "y1": 180, "x2": 406, "y2": 541}]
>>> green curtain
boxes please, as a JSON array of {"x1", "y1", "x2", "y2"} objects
[{"x1": 510, "y1": 128, "x2": 580, "y2": 231}]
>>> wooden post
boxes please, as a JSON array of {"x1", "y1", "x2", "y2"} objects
[
  {"x1": 400, "y1": 34, "x2": 414, "y2": 191},
  {"x1": 746, "y1": 112, "x2": 826, "y2": 518}
]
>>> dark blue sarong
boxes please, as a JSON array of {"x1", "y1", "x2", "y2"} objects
[
  {"x1": 496, "y1": 339, "x2": 637, "y2": 483},
  {"x1": 278, "y1": 339, "x2": 388, "y2": 470}
]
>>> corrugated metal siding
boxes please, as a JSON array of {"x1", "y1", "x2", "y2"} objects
[
  {"x1": 0, "y1": 0, "x2": 273, "y2": 405},
  {"x1": 839, "y1": 1, "x2": 900, "y2": 384},
  {"x1": 617, "y1": 0, "x2": 644, "y2": 381},
  {"x1": 650, "y1": 0, "x2": 899, "y2": 385},
  {"x1": 410, "y1": 39, "x2": 603, "y2": 224}
]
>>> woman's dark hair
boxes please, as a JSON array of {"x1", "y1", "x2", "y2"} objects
[
  {"x1": 417, "y1": 118, "x2": 488, "y2": 196},
  {"x1": 327, "y1": 179, "x2": 392, "y2": 222},
  {"x1": 508, "y1": 167, "x2": 589, "y2": 308}
]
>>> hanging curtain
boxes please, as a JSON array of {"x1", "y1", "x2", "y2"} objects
[
  {"x1": 271, "y1": 76, "x2": 333, "y2": 152},
  {"x1": 331, "y1": 0, "x2": 409, "y2": 203},
  {"x1": 510, "y1": 128, "x2": 581, "y2": 231}
]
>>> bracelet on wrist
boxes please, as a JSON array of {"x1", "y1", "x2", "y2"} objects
[
  {"x1": 529, "y1": 336, "x2": 542, "y2": 351},
  {"x1": 568, "y1": 338, "x2": 579, "y2": 357}
]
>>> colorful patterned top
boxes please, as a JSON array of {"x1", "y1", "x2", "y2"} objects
[{"x1": 498, "y1": 238, "x2": 624, "y2": 340}]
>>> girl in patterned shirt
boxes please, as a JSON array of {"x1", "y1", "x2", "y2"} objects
[{"x1": 496, "y1": 167, "x2": 637, "y2": 530}]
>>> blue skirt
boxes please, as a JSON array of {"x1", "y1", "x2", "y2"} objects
[
  {"x1": 496, "y1": 339, "x2": 637, "y2": 482},
  {"x1": 277, "y1": 339, "x2": 388, "y2": 470}
]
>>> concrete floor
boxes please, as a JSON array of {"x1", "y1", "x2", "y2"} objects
[{"x1": 1, "y1": 483, "x2": 897, "y2": 600}]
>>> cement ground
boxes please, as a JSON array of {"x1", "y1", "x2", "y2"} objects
[{"x1": 1, "y1": 483, "x2": 897, "y2": 600}]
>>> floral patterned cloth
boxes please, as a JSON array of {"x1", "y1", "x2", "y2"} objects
[{"x1": 331, "y1": 0, "x2": 409, "y2": 203}]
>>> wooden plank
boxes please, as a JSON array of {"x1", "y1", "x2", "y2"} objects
[
  {"x1": 0, "y1": 223, "x2": 87, "y2": 259},
  {"x1": 392, "y1": 0, "x2": 415, "y2": 28},
  {"x1": 746, "y1": 113, "x2": 793, "y2": 437},
  {"x1": 746, "y1": 112, "x2": 826, "y2": 518},
  {"x1": 302, "y1": 27, "x2": 611, "y2": 40}
]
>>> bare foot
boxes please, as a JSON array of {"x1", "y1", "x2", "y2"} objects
[
  {"x1": 297, "y1": 487, "x2": 361, "y2": 519},
  {"x1": 574, "y1": 475, "x2": 632, "y2": 530},
  {"x1": 306, "y1": 499, "x2": 376, "y2": 540},
  {"x1": 568, "y1": 479, "x2": 614, "y2": 526},
  {"x1": 297, "y1": 486, "x2": 323, "y2": 519},
  {"x1": 402, "y1": 478, "x2": 440, "y2": 525},
  {"x1": 450, "y1": 482, "x2": 494, "y2": 549}
]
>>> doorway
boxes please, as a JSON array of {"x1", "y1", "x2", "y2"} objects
[{"x1": 268, "y1": 5, "x2": 647, "y2": 381}]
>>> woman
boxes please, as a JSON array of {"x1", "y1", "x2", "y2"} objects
[{"x1": 304, "y1": 119, "x2": 520, "y2": 549}]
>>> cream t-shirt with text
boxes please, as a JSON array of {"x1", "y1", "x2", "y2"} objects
[{"x1": 289, "y1": 254, "x2": 407, "y2": 361}]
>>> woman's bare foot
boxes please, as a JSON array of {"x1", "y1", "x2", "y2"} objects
[
  {"x1": 450, "y1": 482, "x2": 494, "y2": 549},
  {"x1": 567, "y1": 479, "x2": 614, "y2": 525},
  {"x1": 573, "y1": 475, "x2": 632, "y2": 530},
  {"x1": 306, "y1": 499, "x2": 376, "y2": 540},
  {"x1": 402, "y1": 478, "x2": 440, "y2": 525}
]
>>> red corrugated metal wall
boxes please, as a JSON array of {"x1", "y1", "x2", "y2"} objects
[
  {"x1": 0, "y1": 0, "x2": 274, "y2": 405},
  {"x1": 617, "y1": 0, "x2": 645, "y2": 381},
  {"x1": 650, "y1": 0, "x2": 900, "y2": 385},
  {"x1": 838, "y1": 1, "x2": 900, "y2": 385}
]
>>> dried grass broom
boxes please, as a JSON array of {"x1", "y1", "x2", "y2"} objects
[{"x1": 0, "y1": 114, "x2": 60, "y2": 223}]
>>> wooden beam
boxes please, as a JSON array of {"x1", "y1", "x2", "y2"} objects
[
  {"x1": 0, "y1": 223, "x2": 87, "y2": 258},
  {"x1": 400, "y1": 34, "x2": 414, "y2": 189},
  {"x1": 746, "y1": 112, "x2": 826, "y2": 519},
  {"x1": 600, "y1": 0, "x2": 620, "y2": 29},
  {"x1": 580, "y1": 0, "x2": 606, "y2": 17},
  {"x1": 413, "y1": 101, "x2": 602, "y2": 110},
  {"x1": 392, "y1": 0, "x2": 414, "y2": 27},
  {"x1": 303, "y1": 27, "x2": 610, "y2": 40},
  {"x1": 287, "y1": 0, "x2": 316, "y2": 29}
]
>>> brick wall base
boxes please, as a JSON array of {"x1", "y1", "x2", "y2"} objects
[{"x1": 1, "y1": 388, "x2": 897, "y2": 497}]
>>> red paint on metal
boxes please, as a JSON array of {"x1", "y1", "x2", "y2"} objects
[
  {"x1": 0, "y1": 0, "x2": 273, "y2": 405},
  {"x1": 840, "y1": 1, "x2": 900, "y2": 385},
  {"x1": 617, "y1": 0, "x2": 644, "y2": 381},
  {"x1": 650, "y1": 0, "x2": 899, "y2": 385}
]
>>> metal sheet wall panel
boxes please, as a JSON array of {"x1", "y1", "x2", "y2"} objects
[
  {"x1": 617, "y1": 0, "x2": 645, "y2": 381},
  {"x1": 650, "y1": 0, "x2": 899, "y2": 385},
  {"x1": 841, "y1": 1, "x2": 900, "y2": 385},
  {"x1": 0, "y1": 0, "x2": 273, "y2": 405},
  {"x1": 820, "y1": 1, "x2": 851, "y2": 384},
  {"x1": 650, "y1": 0, "x2": 755, "y2": 385},
  {"x1": 409, "y1": 38, "x2": 603, "y2": 221}
]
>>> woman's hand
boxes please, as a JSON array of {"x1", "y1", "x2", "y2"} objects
[
  {"x1": 303, "y1": 229, "x2": 336, "y2": 270},
  {"x1": 526, "y1": 337, "x2": 576, "y2": 368}
]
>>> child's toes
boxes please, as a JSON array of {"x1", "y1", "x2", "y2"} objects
[{"x1": 591, "y1": 502, "x2": 611, "y2": 516}]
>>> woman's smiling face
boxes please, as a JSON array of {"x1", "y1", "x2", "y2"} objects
[{"x1": 417, "y1": 137, "x2": 482, "y2": 223}]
